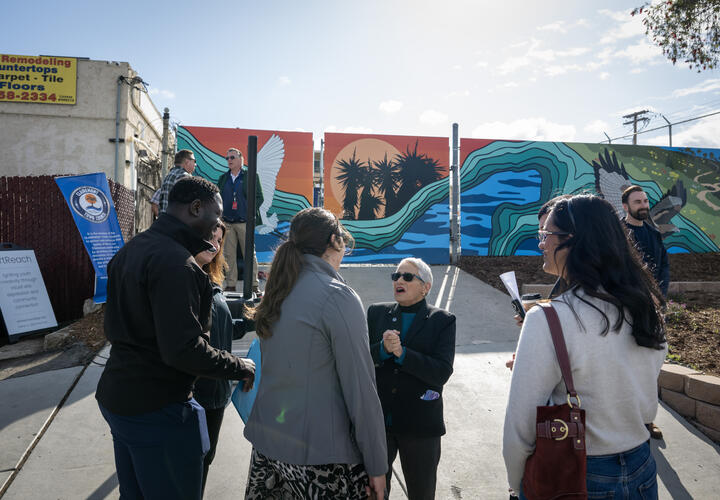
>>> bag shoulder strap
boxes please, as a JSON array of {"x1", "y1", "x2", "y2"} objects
[{"x1": 538, "y1": 302, "x2": 578, "y2": 399}]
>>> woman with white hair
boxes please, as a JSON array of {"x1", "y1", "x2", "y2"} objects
[{"x1": 367, "y1": 257, "x2": 456, "y2": 500}]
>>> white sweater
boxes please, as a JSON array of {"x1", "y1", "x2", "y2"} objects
[{"x1": 502, "y1": 289, "x2": 666, "y2": 492}]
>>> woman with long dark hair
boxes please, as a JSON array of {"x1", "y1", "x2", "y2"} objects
[
  {"x1": 243, "y1": 208, "x2": 387, "y2": 499},
  {"x1": 503, "y1": 194, "x2": 667, "y2": 499}
]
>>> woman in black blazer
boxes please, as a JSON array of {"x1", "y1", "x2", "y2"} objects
[{"x1": 368, "y1": 257, "x2": 456, "y2": 500}]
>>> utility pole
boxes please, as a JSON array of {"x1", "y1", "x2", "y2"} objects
[
  {"x1": 622, "y1": 110, "x2": 650, "y2": 145},
  {"x1": 661, "y1": 114, "x2": 672, "y2": 147},
  {"x1": 161, "y1": 107, "x2": 170, "y2": 178}
]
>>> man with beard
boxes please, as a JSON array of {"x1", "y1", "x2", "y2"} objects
[
  {"x1": 621, "y1": 185, "x2": 669, "y2": 441},
  {"x1": 621, "y1": 185, "x2": 670, "y2": 296}
]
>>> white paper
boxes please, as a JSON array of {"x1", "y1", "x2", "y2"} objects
[{"x1": 499, "y1": 271, "x2": 521, "y2": 301}]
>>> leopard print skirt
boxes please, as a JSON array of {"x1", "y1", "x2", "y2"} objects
[{"x1": 244, "y1": 448, "x2": 370, "y2": 499}]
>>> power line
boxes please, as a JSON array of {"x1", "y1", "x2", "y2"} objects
[{"x1": 602, "y1": 109, "x2": 720, "y2": 145}]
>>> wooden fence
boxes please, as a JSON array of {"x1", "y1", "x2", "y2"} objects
[{"x1": 0, "y1": 175, "x2": 134, "y2": 325}]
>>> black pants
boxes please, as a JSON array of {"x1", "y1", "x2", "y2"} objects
[
  {"x1": 201, "y1": 407, "x2": 225, "y2": 497},
  {"x1": 385, "y1": 432, "x2": 441, "y2": 500}
]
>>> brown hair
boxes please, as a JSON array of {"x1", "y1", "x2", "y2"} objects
[
  {"x1": 203, "y1": 222, "x2": 228, "y2": 286},
  {"x1": 254, "y1": 208, "x2": 353, "y2": 339},
  {"x1": 621, "y1": 185, "x2": 645, "y2": 205},
  {"x1": 174, "y1": 149, "x2": 194, "y2": 165}
]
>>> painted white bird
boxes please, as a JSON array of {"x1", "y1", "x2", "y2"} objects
[{"x1": 256, "y1": 134, "x2": 285, "y2": 234}]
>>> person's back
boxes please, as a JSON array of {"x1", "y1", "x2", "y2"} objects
[
  {"x1": 510, "y1": 289, "x2": 665, "y2": 455},
  {"x1": 245, "y1": 254, "x2": 376, "y2": 465}
]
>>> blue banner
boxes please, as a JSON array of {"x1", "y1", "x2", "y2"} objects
[{"x1": 55, "y1": 173, "x2": 124, "y2": 303}]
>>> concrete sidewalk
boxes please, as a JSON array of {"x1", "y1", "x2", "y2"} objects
[{"x1": 1, "y1": 265, "x2": 719, "y2": 499}]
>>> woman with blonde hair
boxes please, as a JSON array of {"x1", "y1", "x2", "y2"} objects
[{"x1": 244, "y1": 207, "x2": 387, "y2": 499}]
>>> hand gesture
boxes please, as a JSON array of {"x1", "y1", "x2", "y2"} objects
[
  {"x1": 240, "y1": 357, "x2": 256, "y2": 392},
  {"x1": 382, "y1": 330, "x2": 402, "y2": 357},
  {"x1": 366, "y1": 474, "x2": 386, "y2": 499}
]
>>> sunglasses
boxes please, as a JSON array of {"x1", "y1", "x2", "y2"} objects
[
  {"x1": 391, "y1": 272, "x2": 425, "y2": 283},
  {"x1": 225, "y1": 155, "x2": 238, "y2": 160},
  {"x1": 537, "y1": 230, "x2": 571, "y2": 242}
]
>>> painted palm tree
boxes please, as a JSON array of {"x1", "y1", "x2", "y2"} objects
[
  {"x1": 357, "y1": 158, "x2": 384, "y2": 220},
  {"x1": 395, "y1": 141, "x2": 444, "y2": 207},
  {"x1": 373, "y1": 153, "x2": 401, "y2": 217},
  {"x1": 335, "y1": 148, "x2": 364, "y2": 219}
]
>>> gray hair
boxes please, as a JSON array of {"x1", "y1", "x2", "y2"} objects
[{"x1": 397, "y1": 257, "x2": 433, "y2": 287}]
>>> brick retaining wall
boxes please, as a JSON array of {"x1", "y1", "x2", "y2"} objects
[{"x1": 658, "y1": 363, "x2": 720, "y2": 443}]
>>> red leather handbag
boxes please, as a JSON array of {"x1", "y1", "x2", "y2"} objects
[{"x1": 521, "y1": 303, "x2": 587, "y2": 500}]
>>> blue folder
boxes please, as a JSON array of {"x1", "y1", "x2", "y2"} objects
[{"x1": 231, "y1": 339, "x2": 261, "y2": 423}]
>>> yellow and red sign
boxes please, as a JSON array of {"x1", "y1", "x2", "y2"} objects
[{"x1": 0, "y1": 54, "x2": 77, "y2": 104}]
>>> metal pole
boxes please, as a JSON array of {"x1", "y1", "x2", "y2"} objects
[
  {"x1": 161, "y1": 107, "x2": 170, "y2": 178},
  {"x1": 114, "y1": 77, "x2": 122, "y2": 182},
  {"x1": 603, "y1": 132, "x2": 612, "y2": 144},
  {"x1": 450, "y1": 123, "x2": 460, "y2": 265},
  {"x1": 243, "y1": 136, "x2": 258, "y2": 300},
  {"x1": 319, "y1": 138, "x2": 325, "y2": 207},
  {"x1": 661, "y1": 114, "x2": 672, "y2": 147}
]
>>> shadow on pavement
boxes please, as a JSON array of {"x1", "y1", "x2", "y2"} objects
[{"x1": 86, "y1": 472, "x2": 118, "y2": 500}]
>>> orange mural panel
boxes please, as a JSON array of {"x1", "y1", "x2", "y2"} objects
[{"x1": 323, "y1": 132, "x2": 449, "y2": 218}]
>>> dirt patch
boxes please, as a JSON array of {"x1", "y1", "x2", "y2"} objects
[{"x1": 459, "y1": 253, "x2": 720, "y2": 377}]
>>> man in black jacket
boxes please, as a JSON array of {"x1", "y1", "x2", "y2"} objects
[
  {"x1": 621, "y1": 185, "x2": 670, "y2": 296},
  {"x1": 96, "y1": 176, "x2": 255, "y2": 500},
  {"x1": 621, "y1": 184, "x2": 668, "y2": 441}
]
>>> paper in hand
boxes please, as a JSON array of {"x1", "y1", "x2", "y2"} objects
[
  {"x1": 499, "y1": 271, "x2": 525, "y2": 319},
  {"x1": 232, "y1": 338, "x2": 261, "y2": 424}
]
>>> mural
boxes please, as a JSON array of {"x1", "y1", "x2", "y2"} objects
[
  {"x1": 177, "y1": 126, "x2": 314, "y2": 262},
  {"x1": 460, "y1": 139, "x2": 720, "y2": 256},
  {"x1": 323, "y1": 133, "x2": 451, "y2": 263}
]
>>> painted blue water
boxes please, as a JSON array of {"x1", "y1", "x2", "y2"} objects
[
  {"x1": 461, "y1": 170, "x2": 542, "y2": 256},
  {"x1": 254, "y1": 170, "x2": 543, "y2": 263}
]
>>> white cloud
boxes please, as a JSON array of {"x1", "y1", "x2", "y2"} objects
[
  {"x1": 502, "y1": 82, "x2": 519, "y2": 88},
  {"x1": 644, "y1": 117, "x2": 720, "y2": 148},
  {"x1": 497, "y1": 56, "x2": 531, "y2": 75},
  {"x1": 630, "y1": 68, "x2": 646, "y2": 74},
  {"x1": 419, "y1": 109, "x2": 449, "y2": 126},
  {"x1": 673, "y1": 78, "x2": 720, "y2": 98},
  {"x1": 600, "y1": 72, "x2": 610, "y2": 80},
  {"x1": 584, "y1": 119, "x2": 609, "y2": 135},
  {"x1": 598, "y1": 8, "x2": 646, "y2": 44},
  {"x1": 445, "y1": 89, "x2": 471, "y2": 98},
  {"x1": 471, "y1": 117, "x2": 576, "y2": 141},
  {"x1": 538, "y1": 21, "x2": 566, "y2": 33},
  {"x1": 615, "y1": 40, "x2": 663, "y2": 64},
  {"x1": 278, "y1": 75, "x2": 291, "y2": 85},
  {"x1": 452, "y1": 64, "x2": 463, "y2": 70},
  {"x1": 379, "y1": 100, "x2": 403, "y2": 114},
  {"x1": 476, "y1": 61, "x2": 489, "y2": 68},
  {"x1": 324, "y1": 125, "x2": 374, "y2": 134},
  {"x1": 148, "y1": 88, "x2": 176, "y2": 99}
]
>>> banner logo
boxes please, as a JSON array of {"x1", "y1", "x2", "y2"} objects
[{"x1": 70, "y1": 186, "x2": 110, "y2": 223}]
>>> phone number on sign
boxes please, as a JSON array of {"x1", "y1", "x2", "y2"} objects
[{"x1": 0, "y1": 90, "x2": 57, "y2": 102}]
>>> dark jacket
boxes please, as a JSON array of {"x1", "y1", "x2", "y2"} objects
[
  {"x1": 96, "y1": 213, "x2": 254, "y2": 416},
  {"x1": 623, "y1": 218, "x2": 670, "y2": 296},
  {"x1": 217, "y1": 167, "x2": 264, "y2": 223},
  {"x1": 193, "y1": 284, "x2": 247, "y2": 409},
  {"x1": 368, "y1": 300, "x2": 456, "y2": 437}
]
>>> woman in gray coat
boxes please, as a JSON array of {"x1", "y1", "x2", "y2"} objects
[{"x1": 244, "y1": 207, "x2": 387, "y2": 499}]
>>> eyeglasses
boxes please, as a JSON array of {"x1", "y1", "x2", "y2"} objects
[
  {"x1": 537, "y1": 230, "x2": 571, "y2": 242},
  {"x1": 225, "y1": 155, "x2": 237, "y2": 160},
  {"x1": 391, "y1": 272, "x2": 425, "y2": 283}
]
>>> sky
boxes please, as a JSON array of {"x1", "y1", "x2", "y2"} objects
[{"x1": 4, "y1": 0, "x2": 720, "y2": 150}]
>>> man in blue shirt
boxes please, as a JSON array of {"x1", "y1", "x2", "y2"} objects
[{"x1": 216, "y1": 148, "x2": 263, "y2": 293}]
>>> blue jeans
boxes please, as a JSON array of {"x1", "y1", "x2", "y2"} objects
[
  {"x1": 520, "y1": 441, "x2": 657, "y2": 500},
  {"x1": 585, "y1": 441, "x2": 657, "y2": 499},
  {"x1": 99, "y1": 399, "x2": 210, "y2": 500}
]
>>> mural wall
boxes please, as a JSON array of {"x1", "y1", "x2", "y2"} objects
[
  {"x1": 177, "y1": 126, "x2": 313, "y2": 262},
  {"x1": 460, "y1": 139, "x2": 720, "y2": 256},
  {"x1": 323, "y1": 132, "x2": 450, "y2": 263}
]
